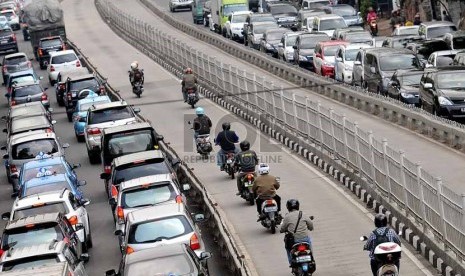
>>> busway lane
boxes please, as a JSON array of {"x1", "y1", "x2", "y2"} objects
[{"x1": 61, "y1": 0, "x2": 438, "y2": 275}]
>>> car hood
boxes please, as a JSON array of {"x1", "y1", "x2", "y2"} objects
[
  {"x1": 400, "y1": 85, "x2": 419, "y2": 94},
  {"x1": 438, "y1": 89, "x2": 465, "y2": 100},
  {"x1": 300, "y1": 49, "x2": 314, "y2": 56},
  {"x1": 231, "y1": 22, "x2": 244, "y2": 28}
]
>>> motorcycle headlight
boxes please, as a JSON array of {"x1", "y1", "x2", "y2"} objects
[
  {"x1": 438, "y1": 96, "x2": 453, "y2": 106},
  {"x1": 400, "y1": 92, "x2": 415, "y2": 99},
  {"x1": 299, "y1": 55, "x2": 308, "y2": 61}
]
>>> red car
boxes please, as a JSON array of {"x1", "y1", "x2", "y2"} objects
[{"x1": 313, "y1": 40, "x2": 349, "y2": 77}]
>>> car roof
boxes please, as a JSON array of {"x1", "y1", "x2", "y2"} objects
[
  {"x1": 448, "y1": 30, "x2": 465, "y2": 37},
  {"x1": 10, "y1": 102, "x2": 46, "y2": 118},
  {"x1": 10, "y1": 131, "x2": 56, "y2": 147},
  {"x1": 365, "y1": 47, "x2": 411, "y2": 55},
  {"x1": 50, "y1": 50, "x2": 76, "y2": 57},
  {"x1": 58, "y1": 67, "x2": 90, "y2": 81},
  {"x1": 315, "y1": 14, "x2": 343, "y2": 19},
  {"x1": 68, "y1": 73, "x2": 96, "y2": 82},
  {"x1": 5, "y1": 212, "x2": 61, "y2": 230},
  {"x1": 1, "y1": 241, "x2": 66, "y2": 262},
  {"x1": 12, "y1": 80, "x2": 40, "y2": 88},
  {"x1": 4, "y1": 53, "x2": 27, "y2": 59},
  {"x1": 250, "y1": 13, "x2": 273, "y2": 17},
  {"x1": 39, "y1": 36, "x2": 62, "y2": 41},
  {"x1": 124, "y1": 244, "x2": 190, "y2": 265},
  {"x1": 78, "y1": 95, "x2": 110, "y2": 106},
  {"x1": 397, "y1": 25, "x2": 419, "y2": 29},
  {"x1": 113, "y1": 150, "x2": 165, "y2": 167},
  {"x1": 231, "y1": 11, "x2": 251, "y2": 15},
  {"x1": 344, "y1": 43, "x2": 372, "y2": 50},
  {"x1": 89, "y1": 100, "x2": 128, "y2": 111},
  {"x1": 433, "y1": 50, "x2": 459, "y2": 56},
  {"x1": 120, "y1": 174, "x2": 174, "y2": 190},
  {"x1": 0, "y1": 9, "x2": 15, "y2": 13},
  {"x1": 13, "y1": 189, "x2": 69, "y2": 210},
  {"x1": 102, "y1": 122, "x2": 151, "y2": 136},
  {"x1": 431, "y1": 66, "x2": 465, "y2": 72},
  {"x1": 23, "y1": 174, "x2": 68, "y2": 190},
  {"x1": 9, "y1": 69, "x2": 34, "y2": 78},
  {"x1": 128, "y1": 202, "x2": 186, "y2": 223},
  {"x1": 421, "y1": 21, "x2": 456, "y2": 27},
  {"x1": 319, "y1": 40, "x2": 349, "y2": 46},
  {"x1": 0, "y1": 262, "x2": 69, "y2": 276},
  {"x1": 11, "y1": 116, "x2": 51, "y2": 134},
  {"x1": 300, "y1": 32, "x2": 328, "y2": 37},
  {"x1": 395, "y1": 68, "x2": 424, "y2": 75},
  {"x1": 8, "y1": 129, "x2": 51, "y2": 143}
]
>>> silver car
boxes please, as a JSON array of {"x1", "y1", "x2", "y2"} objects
[
  {"x1": 2, "y1": 101, "x2": 52, "y2": 131},
  {"x1": 9, "y1": 81, "x2": 50, "y2": 109},
  {"x1": 169, "y1": 0, "x2": 193, "y2": 12},
  {"x1": 4, "y1": 114, "x2": 56, "y2": 137}
]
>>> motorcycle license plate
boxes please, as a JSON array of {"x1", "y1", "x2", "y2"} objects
[
  {"x1": 296, "y1": 255, "x2": 312, "y2": 263},
  {"x1": 244, "y1": 181, "x2": 252, "y2": 187},
  {"x1": 264, "y1": 206, "x2": 277, "y2": 212},
  {"x1": 226, "y1": 159, "x2": 233, "y2": 164}
]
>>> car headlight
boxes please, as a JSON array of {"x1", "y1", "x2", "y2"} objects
[
  {"x1": 299, "y1": 55, "x2": 308, "y2": 61},
  {"x1": 438, "y1": 96, "x2": 453, "y2": 106},
  {"x1": 266, "y1": 43, "x2": 273, "y2": 50},
  {"x1": 400, "y1": 92, "x2": 415, "y2": 99},
  {"x1": 286, "y1": 52, "x2": 294, "y2": 58}
]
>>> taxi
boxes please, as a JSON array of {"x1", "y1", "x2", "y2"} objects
[{"x1": 72, "y1": 92, "x2": 111, "y2": 142}]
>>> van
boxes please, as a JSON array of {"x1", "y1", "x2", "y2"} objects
[{"x1": 192, "y1": 0, "x2": 207, "y2": 24}]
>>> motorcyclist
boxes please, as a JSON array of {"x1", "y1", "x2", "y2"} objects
[
  {"x1": 253, "y1": 163, "x2": 281, "y2": 220},
  {"x1": 363, "y1": 214, "x2": 401, "y2": 276},
  {"x1": 215, "y1": 122, "x2": 239, "y2": 170},
  {"x1": 181, "y1": 67, "x2": 198, "y2": 102},
  {"x1": 129, "y1": 61, "x2": 144, "y2": 86},
  {"x1": 366, "y1": 7, "x2": 377, "y2": 23},
  {"x1": 280, "y1": 199, "x2": 314, "y2": 265},
  {"x1": 193, "y1": 107, "x2": 212, "y2": 139},
  {"x1": 234, "y1": 140, "x2": 258, "y2": 196},
  {"x1": 413, "y1": 13, "x2": 422, "y2": 25}
]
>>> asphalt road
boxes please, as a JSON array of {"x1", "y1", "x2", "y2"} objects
[{"x1": 57, "y1": 0, "x2": 440, "y2": 275}]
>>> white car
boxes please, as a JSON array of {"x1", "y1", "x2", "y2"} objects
[
  {"x1": 425, "y1": 50, "x2": 458, "y2": 68},
  {"x1": 277, "y1": 31, "x2": 303, "y2": 62},
  {"x1": 335, "y1": 43, "x2": 372, "y2": 84},
  {"x1": 392, "y1": 25, "x2": 419, "y2": 36},
  {"x1": 0, "y1": 9, "x2": 18, "y2": 30},
  {"x1": 47, "y1": 50, "x2": 81, "y2": 85},
  {"x1": 169, "y1": 0, "x2": 193, "y2": 12},
  {"x1": 224, "y1": 11, "x2": 251, "y2": 41},
  {"x1": 1, "y1": 189, "x2": 92, "y2": 249},
  {"x1": 312, "y1": 14, "x2": 347, "y2": 38}
]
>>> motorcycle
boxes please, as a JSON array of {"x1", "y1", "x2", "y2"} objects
[
  {"x1": 239, "y1": 172, "x2": 255, "y2": 205},
  {"x1": 259, "y1": 197, "x2": 282, "y2": 234},
  {"x1": 360, "y1": 235, "x2": 401, "y2": 276},
  {"x1": 195, "y1": 134, "x2": 212, "y2": 157},
  {"x1": 369, "y1": 20, "x2": 378, "y2": 36},
  {"x1": 223, "y1": 151, "x2": 236, "y2": 179},
  {"x1": 186, "y1": 87, "x2": 199, "y2": 108},
  {"x1": 128, "y1": 69, "x2": 144, "y2": 98},
  {"x1": 289, "y1": 241, "x2": 316, "y2": 276}
]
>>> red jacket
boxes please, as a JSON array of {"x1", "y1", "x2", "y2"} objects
[{"x1": 367, "y1": 11, "x2": 377, "y2": 22}]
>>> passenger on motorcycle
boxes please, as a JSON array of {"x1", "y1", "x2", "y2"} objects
[
  {"x1": 366, "y1": 7, "x2": 377, "y2": 23},
  {"x1": 363, "y1": 214, "x2": 401, "y2": 276},
  {"x1": 181, "y1": 67, "x2": 198, "y2": 102},
  {"x1": 280, "y1": 199, "x2": 314, "y2": 265},
  {"x1": 234, "y1": 140, "x2": 258, "y2": 196},
  {"x1": 193, "y1": 107, "x2": 212, "y2": 139},
  {"x1": 129, "y1": 61, "x2": 144, "y2": 86},
  {"x1": 253, "y1": 163, "x2": 281, "y2": 220},
  {"x1": 215, "y1": 122, "x2": 239, "y2": 169}
]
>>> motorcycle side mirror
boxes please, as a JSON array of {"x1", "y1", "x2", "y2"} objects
[
  {"x1": 309, "y1": 216, "x2": 314, "y2": 220},
  {"x1": 360, "y1": 236, "x2": 368, "y2": 241},
  {"x1": 187, "y1": 121, "x2": 191, "y2": 125}
]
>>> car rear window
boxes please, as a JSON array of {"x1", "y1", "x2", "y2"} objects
[
  {"x1": 113, "y1": 162, "x2": 171, "y2": 185},
  {"x1": 106, "y1": 130, "x2": 154, "y2": 160},
  {"x1": 126, "y1": 254, "x2": 194, "y2": 276},
  {"x1": 1, "y1": 11, "x2": 14, "y2": 18},
  {"x1": 128, "y1": 215, "x2": 193, "y2": 244},
  {"x1": 23, "y1": 164, "x2": 67, "y2": 182},
  {"x1": 25, "y1": 181, "x2": 69, "y2": 196},
  {"x1": 122, "y1": 182, "x2": 176, "y2": 208},
  {"x1": 51, "y1": 53, "x2": 77, "y2": 64},
  {"x1": 88, "y1": 106, "x2": 133, "y2": 124},
  {"x1": 5, "y1": 56, "x2": 26, "y2": 65},
  {"x1": 69, "y1": 78, "x2": 99, "y2": 92},
  {"x1": 79, "y1": 100, "x2": 109, "y2": 112},
  {"x1": 12, "y1": 139, "x2": 58, "y2": 159},
  {"x1": 2, "y1": 223, "x2": 64, "y2": 250},
  {"x1": 13, "y1": 202, "x2": 68, "y2": 220},
  {"x1": 13, "y1": 85, "x2": 42, "y2": 97},
  {"x1": 0, "y1": 28, "x2": 11, "y2": 36},
  {"x1": 1, "y1": 254, "x2": 60, "y2": 271},
  {"x1": 40, "y1": 39, "x2": 62, "y2": 48}
]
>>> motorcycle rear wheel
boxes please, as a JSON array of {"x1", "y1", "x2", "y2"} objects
[
  {"x1": 248, "y1": 197, "x2": 254, "y2": 205},
  {"x1": 270, "y1": 219, "x2": 276, "y2": 234},
  {"x1": 230, "y1": 170, "x2": 235, "y2": 179}
]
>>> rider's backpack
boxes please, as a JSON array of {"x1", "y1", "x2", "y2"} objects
[
  {"x1": 373, "y1": 228, "x2": 390, "y2": 248},
  {"x1": 196, "y1": 116, "x2": 210, "y2": 134}
]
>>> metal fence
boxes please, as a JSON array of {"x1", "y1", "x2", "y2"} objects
[{"x1": 96, "y1": 0, "x2": 465, "y2": 259}]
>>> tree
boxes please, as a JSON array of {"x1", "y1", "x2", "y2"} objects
[{"x1": 359, "y1": 0, "x2": 372, "y2": 23}]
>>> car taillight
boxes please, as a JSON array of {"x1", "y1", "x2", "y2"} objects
[
  {"x1": 41, "y1": 93, "x2": 47, "y2": 100},
  {"x1": 111, "y1": 184, "x2": 118, "y2": 198},
  {"x1": 104, "y1": 165, "x2": 111, "y2": 174},
  {"x1": 62, "y1": 43, "x2": 66, "y2": 50},
  {"x1": 68, "y1": 215, "x2": 78, "y2": 225},
  {"x1": 11, "y1": 34, "x2": 15, "y2": 42},
  {"x1": 99, "y1": 86, "x2": 105, "y2": 93},
  {"x1": 175, "y1": 195, "x2": 182, "y2": 203},
  {"x1": 67, "y1": 92, "x2": 72, "y2": 101},
  {"x1": 27, "y1": 61, "x2": 31, "y2": 68},
  {"x1": 76, "y1": 60, "x2": 81, "y2": 67},
  {"x1": 117, "y1": 206, "x2": 124, "y2": 221},
  {"x1": 266, "y1": 199, "x2": 274, "y2": 205},
  {"x1": 190, "y1": 233, "x2": 200, "y2": 250},
  {"x1": 10, "y1": 165, "x2": 17, "y2": 173},
  {"x1": 86, "y1": 128, "x2": 101, "y2": 135},
  {"x1": 50, "y1": 65, "x2": 55, "y2": 72},
  {"x1": 0, "y1": 249, "x2": 3, "y2": 258},
  {"x1": 126, "y1": 246, "x2": 134, "y2": 254},
  {"x1": 46, "y1": 128, "x2": 53, "y2": 133},
  {"x1": 10, "y1": 100, "x2": 15, "y2": 106},
  {"x1": 247, "y1": 174, "x2": 253, "y2": 180},
  {"x1": 38, "y1": 48, "x2": 43, "y2": 56}
]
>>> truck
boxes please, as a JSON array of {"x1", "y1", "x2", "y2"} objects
[
  {"x1": 210, "y1": 0, "x2": 249, "y2": 36},
  {"x1": 21, "y1": 0, "x2": 66, "y2": 61}
]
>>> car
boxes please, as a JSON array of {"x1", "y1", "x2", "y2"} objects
[
  {"x1": 334, "y1": 43, "x2": 372, "y2": 84},
  {"x1": 73, "y1": 93, "x2": 111, "y2": 141},
  {"x1": 340, "y1": 30, "x2": 373, "y2": 45},
  {"x1": 3, "y1": 102, "x2": 52, "y2": 132},
  {"x1": 331, "y1": 25, "x2": 363, "y2": 40},
  {"x1": 2, "y1": 189, "x2": 92, "y2": 251},
  {"x1": 0, "y1": 2, "x2": 19, "y2": 15},
  {"x1": 372, "y1": 35, "x2": 387, "y2": 47},
  {"x1": 392, "y1": 25, "x2": 419, "y2": 36},
  {"x1": 313, "y1": 40, "x2": 348, "y2": 77},
  {"x1": 105, "y1": 244, "x2": 211, "y2": 276},
  {"x1": 4, "y1": 114, "x2": 55, "y2": 136},
  {"x1": 386, "y1": 69, "x2": 422, "y2": 106},
  {"x1": 224, "y1": 11, "x2": 251, "y2": 41},
  {"x1": 277, "y1": 31, "x2": 303, "y2": 62},
  {"x1": 443, "y1": 31, "x2": 465, "y2": 50},
  {"x1": 322, "y1": 4, "x2": 362, "y2": 27},
  {"x1": 246, "y1": 21, "x2": 278, "y2": 50},
  {"x1": 169, "y1": 0, "x2": 193, "y2": 12},
  {"x1": 6, "y1": 69, "x2": 42, "y2": 97},
  {"x1": 191, "y1": 0, "x2": 206, "y2": 24},
  {"x1": 381, "y1": 35, "x2": 422, "y2": 49},
  {"x1": 1, "y1": 53, "x2": 31, "y2": 85},
  {"x1": 0, "y1": 16, "x2": 9, "y2": 30},
  {"x1": 259, "y1": 28, "x2": 287, "y2": 57},
  {"x1": 405, "y1": 40, "x2": 449, "y2": 68},
  {"x1": 311, "y1": 14, "x2": 347, "y2": 37},
  {"x1": 100, "y1": 150, "x2": 179, "y2": 200},
  {"x1": 453, "y1": 50, "x2": 465, "y2": 66},
  {"x1": 0, "y1": 213, "x2": 85, "y2": 259},
  {"x1": 425, "y1": 50, "x2": 458, "y2": 68},
  {"x1": 54, "y1": 67, "x2": 90, "y2": 106},
  {"x1": 63, "y1": 73, "x2": 106, "y2": 122},
  {"x1": 8, "y1": 81, "x2": 49, "y2": 109},
  {"x1": 242, "y1": 13, "x2": 276, "y2": 46},
  {"x1": 419, "y1": 66, "x2": 465, "y2": 119},
  {"x1": 47, "y1": 50, "x2": 81, "y2": 85},
  {"x1": 111, "y1": 174, "x2": 187, "y2": 231},
  {"x1": 37, "y1": 36, "x2": 66, "y2": 69},
  {"x1": 301, "y1": 0, "x2": 329, "y2": 9},
  {"x1": 0, "y1": 26, "x2": 17, "y2": 54},
  {"x1": 0, "y1": 10, "x2": 19, "y2": 30},
  {"x1": 418, "y1": 21, "x2": 457, "y2": 40},
  {"x1": 296, "y1": 9, "x2": 325, "y2": 31},
  {"x1": 114, "y1": 203, "x2": 206, "y2": 256},
  {"x1": 100, "y1": 122, "x2": 164, "y2": 174},
  {"x1": 0, "y1": 241, "x2": 88, "y2": 275},
  {"x1": 84, "y1": 101, "x2": 140, "y2": 164},
  {"x1": 267, "y1": 2, "x2": 298, "y2": 30},
  {"x1": 293, "y1": 32, "x2": 329, "y2": 69}
]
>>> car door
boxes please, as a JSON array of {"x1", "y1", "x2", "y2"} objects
[
  {"x1": 313, "y1": 44, "x2": 322, "y2": 73},
  {"x1": 62, "y1": 218, "x2": 83, "y2": 257},
  {"x1": 364, "y1": 53, "x2": 374, "y2": 89},
  {"x1": 294, "y1": 36, "x2": 300, "y2": 62},
  {"x1": 63, "y1": 244, "x2": 87, "y2": 276},
  {"x1": 420, "y1": 72, "x2": 433, "y2": 110}
]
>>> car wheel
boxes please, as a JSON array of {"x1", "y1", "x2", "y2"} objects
[
  {"x1": 87, "y1": 149, "x2": 100, "y2": 164},
  {"x1": 76, "y1": 133, "x2": 85, "y2": 142}
]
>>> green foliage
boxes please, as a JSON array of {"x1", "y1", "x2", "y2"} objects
[{"x1": 359, "y1": 0, "x2": 371, "y2": 23}]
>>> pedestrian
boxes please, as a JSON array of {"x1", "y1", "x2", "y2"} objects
[
  {"x1": 390, "y1": 10, "x2": 401, "y2": 31},
  {"x1": 443, "y1": 10, "x2": 453, "y2": 22},
  {"x1": 413, "y1": 13, "x2": 421, "y2": 25}
]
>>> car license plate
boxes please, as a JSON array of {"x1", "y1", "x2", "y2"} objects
[
  {"x1": 461, "y1": 108, "x2": 465, "y2": 113},
  {"x1": 0, "y1": 40, "x2": 7, "y2": 44},
  {"x1": 264, "y1": 206, "x2": 277, "y2": 212},
  {"x1": 296, "y1": 255, "x2": 312, "y2": 263}
]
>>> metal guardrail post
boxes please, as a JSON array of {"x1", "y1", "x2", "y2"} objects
[
  {"x1": 399, "y1": 151, "x2": 410, "y2": 218},
  {"x1": 416, "y1": 163, "x2": 428, "y2": 232},
  {"x1": 437, "y1": 178, "x2": 449, "y2": 251},
  {"x1": 381, "y1": 139, "x2": 392, "y2": 203}
]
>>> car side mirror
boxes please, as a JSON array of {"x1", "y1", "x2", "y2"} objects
[
  {"x1": 81, "y1": 198, "x2": 91, "y2": 206},
  {"x1": 370, "y1": 67, "x2": 376, "y2": 74},
  {"x1": 156, "y1": 135, "x2": 164, "y2": 141},
  {"x1": 109, "y1": 198, "x2": 116, "y2": 206},
  {"x1": 80, "y1": 253, "x2": 89, "y2": 262},
  {"x1": 423, "y1": 83, "x2": 433, "y2": 89},
  {"x1": 3, "y1": 154, "x2": 8, "y2": 159},
  {"x1": 292, "y1": 45, "x2": 297, "y2": 49},
  {"x1": 182, "y1": 183, "x2": 191, "y2": 192},
  {"x1": 114, "y1": 229, "x2": 123, "y2": 236},
  {"x1": 100, "y1": 172, "x2": 110, "y2": 180},
  {"x1": 72, "y1": 163, "x2": 81, "y2": 169},
  {"x1": 194, "y1": 213, "x2": 205, "y2": 223},
  {"x1": 200, "y1": 251, "x2": 212, "y2": 260},
  {"x1": 39, "y1": 76, "x2": 43, "y2": 80},
  {"x1": 1, "y1": 212, "x2": 10, "y2": 221},
  {"x1": 105, "y1": 270, "x2": 118, "y2": 276},
  {"x1": 171, "y1": 158, "x2": 181, "y2": 167},
  {"x1": 62, "y1": 143, "x2": 70, "y2": 149},
  {"x1": 133, "y1": 107, "x2": 141, "y2": 114},
  {"x1": 78, "y1": 180, "x2": 87, "y2": 186},
  {"x1": 51, "y1": 120, "x2": 57, "y2": 124}
]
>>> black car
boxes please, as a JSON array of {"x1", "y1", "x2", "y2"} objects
[
  {"x1": 259, "y1": 28, "x2": 287, "y2": 57},
  {"x1": 386, "y1": 69, "x2": 422, "y2": 106},
  {"x1": 0, "y1": 27, "x2": 17, "y2": 53},
  {"x1": 293, "y1": 32, "x2": 329, "y2": 69},
  {"x1": 37, "y1": 36, "x2": 65, "y2": 69},
  {"x1": 419, "y1": 66, "x2": 465, "y2": 119},
  {"x1": 381, "y1": 35, "x2": 422, "y2": 49},
  {"x1": 405, "y1": 40, "x2": 449, "y2": 68},
  {"x1": 64, "y1": 74, "x2": 105, "y2": 121}
]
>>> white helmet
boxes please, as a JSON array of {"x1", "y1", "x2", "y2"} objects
[
  {"x1": 130, "y1": 61, "x2": 138, "y2": 70},
  {"x1": 258, "y1": 163, "x2": 269, "y2": 175}
]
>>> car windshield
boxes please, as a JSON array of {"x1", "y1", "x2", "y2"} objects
[
  {"x1": 437, "y1": 72, "x2": 465, "y2": 89},
  {"x1": 107, "y1": 130, "x2": 154, "y2": 159},
  {"x1": 428, "y1": 26, "x2": 457, "y2": 38},
  {"x1": 51, "y1": 53, "x2": 77, "y2": 64},
  {"x1": 1, "y1": 11, "x2": 14, "y2": 18},
  {"x1": 300, "y1": 36, "x2": 327, "y2": 48},
  {"x1": 113, "y1": 162, "x2": 171, "y2": 185},
  {"x1": 436, "y1": 55, "x2": 455, "y2": 66},
  {"x1": 2, "y1": 223, "x2": 64, "y2": 250},
  {"x1": 0, "y1": 28, "x2": 12, "y2": 36},
  {"x1": 128, "y1": 215, "x2": 193, "y2": 244},
  {"x1": 69, "y1": 79, "x2": 99, "y2": 92},
  {"x1": 40, "y1": 39, "x2": 61, "y2": 48},
  {"x1": 13, "y1": 202, "x2": 68, "y2": 220},
  {"x1": 399, "y1": 72, "x2": 422, "y2": 86},
  {"x1": 267, "y1": 31, "x2": 285, "y2": 41},
  {"x1": 453, "y1": 37, "x2": 465, "y2": 50},
  {"x1": 345, "y1": 49, "x2": 358, "y2": 61},
  {"x1": 232, "y1": 14, "x2": 247, "y2": 23},
  {"x1": 79, "y1": 100, "x2": 109, "y2": 112},
  {"x1": 252, "y1": 15, "x2": 275, "y2": 22},
  {"x1": 223, "y1": 4, "x2": 248, "y2": 16},
  {"x1": 323, "y1": 45, "x2": 339, "y2": 56},
  {"x1": 254, "y1": 24, "x2": 275, "y2": 34},
  {"x1": 270, "y1": 5, "x2": 297, "y2": 15},
  {"x1": 1, "y1": 255, "x2": 60, "y2": 271},
  {"x1": 126, "y1": 254, "x2": 193, "y2": 276},
  {"x1": 309, "y1": 0, "x2": 330, "y2": 9},
  {"x1": 122, "y1": 182, "x2": 176, "y2": 208},
  {"x1": 380, "y1": 54, "x2": 417, "y2": 71},
  {"x1": 331, "y1": 6, "x2": 356, "y2": 16},
  {"x1": 286, "y1": 35, "x2": 298, "y2": 46},
  {"x1": 13, "y1": 85, "x2": 42, "y2": 97},
  {"x1": 5, "y1": 56, "x2": 27, "y2": 65},
  {"x1": 25, "y1": 181, "x2": 70, "y2": 196},
  {"x1": 12, "y1": 139, "x2": 58, "y2": 159},
  {"x1": 397, "y1": 27, "x2": 418, "y2": 36},
  {"x1": 320, "y1": 18, "x2": 347, "y2": 31},
  {"x1": 88, "y1": 106, "x2": 134, "y2": 124}
]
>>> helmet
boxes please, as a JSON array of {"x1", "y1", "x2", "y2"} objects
[
  {"x1": 185, "y1": 67, "x2": 193, "y2": 74},
  {"x1": 286, "y1": 199, "x2": 300, "y2": 212},
  {"x1": 374, "y1": 213, "x2": 388, "y2": 228},
  {"x1": 195, "y1": 107, "x2": 205, "y2": 116},
  {"x1": 131, "y1": 61, "x2": 138, "y2": 70},
  {"x1": 240, "y1": 140, "x2": 250, "y2": 151},
  {"x1": 258, "y1": 163, "x2": 269, "y2": 175},
  {"x1": 368, "y1": 7, "x2": 373, "y2": 12},
  {"x1": 222, "y1": 122, "x2": 231, "y2": 130}
]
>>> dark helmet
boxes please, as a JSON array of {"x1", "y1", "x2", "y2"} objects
[
  {"x1": 374, "y1": 214, "x2": 388, "y2": 228},
  {"x1": 222, "y1": 122, "x2": 231, "y2": 130},
  {"x1": 240, "y1": 140, "x2": 250, "y2": 151},
  {"x1": 286, "y1": 199, "x2": 300, "y2": 211}
]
